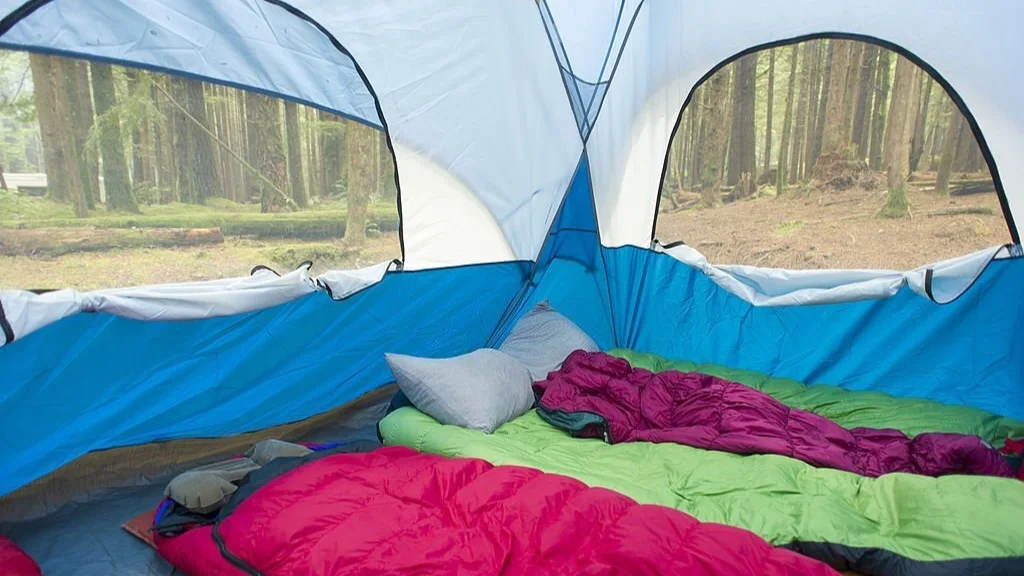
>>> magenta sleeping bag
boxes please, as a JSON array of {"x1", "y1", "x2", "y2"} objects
[
  {"x1": 535, "y1": 351, "x2": 1014, "y2": 479},
  {"x1": 0, "y1": 536, "x2": 41, "y2": 576}
]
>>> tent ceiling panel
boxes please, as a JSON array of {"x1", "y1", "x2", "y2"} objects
[
  {"x1": 1, "y1": 0, "x2": 584, "y2": 269},
  {"x1": 297, "y1": 0, "x2": 583, "y2": 268},
  {"x1": 589, "y1": 0, "x2": 1024, "y2": 248},
  {"x1": 545, "y1": 0, "x2": 641, "y2": 85},
  {"x1": 0, "y1": 0, "x2": 22, "y2": 18},
  {"x1": 0, "y1": 0, "x2": 383, "y2": 127}
]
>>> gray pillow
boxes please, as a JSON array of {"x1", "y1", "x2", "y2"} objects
[
  {"x1": 385, "y1": 349, "x2": 534, "y2": 433},
  {"x1": 499, "y1": 300, "x2": 599, "y2": 381}
]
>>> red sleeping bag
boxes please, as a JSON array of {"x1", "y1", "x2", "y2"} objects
[
  {"x1": 156, "y1": 446, "x2": 836, "y2": 575},
  {"x1": 0, "y1": 536, "x2": 40, "y2": 576}
]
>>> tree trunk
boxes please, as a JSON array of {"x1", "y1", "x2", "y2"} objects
[
  {"x1": 935, "y1": 103, "x2": 963, "y2": 195},
  {"x1": 72, "y1": 61, "x2": 99, "y2": 208},
  {"x1": 213, "y1": 85, "x2": 237, "y2": 202},
  {"x1": 726, "y1": 53, "x2": 757, "y2": 189},
  {"x1": 852, "y1": 45, "x2": 878, "y2": 159},
  {"x1": 840, "y1": 42, "x2": 864, "y2": 144},
  {"x1": 762, "y1": 48, "x2": 776, "y2": 178},
  {"x1": 966, "y1": 138, "x2": 985, "y2": 173},
  {"x1": 688, "y1": 85, "x2": 704, "y2": 189},
  {"x1": 776, "y1": 44, "x2": 799, "y2": 194},
  {"x1": 321, "y1": 111, "x2": 346, "y2": 198},
  {"x1": 171, "y1": 79, "x2": 199, "y2": 204},
  {"x1": 137, "y1": 78, "x2": 157, "y2": 189},
  {"x1": 952, "y1": 113, "x2": 975, "y2": 172},
  {"x1": 820, "y1": 40, "x2": 853, "y2": 157},
  {"x1": 284, "y1": 101, "x2": 307, "y2": 208},
  {"x1": 923, "y1": 105, "x2": 940, "y2": 172},
  {"x1": 90, "y1": 62, "x2": 139, "y2": 213},
  {"x1": 868, "y1": 49, "x2": 892, "y2": 170},
  {"x1": 803, "y1": 40, "x2": 823, "y2": 178},
  {"x1": 28, "y1": 54, "x2": 70, "y2": 204},
  {"x1": 881, "y1": 56, "x2": 916, "y2": 218},
  {"x1": 903, "y1": 68, "x2": 923, "y2": 177},
  {"x1": 235, "y1": 89, "x2": 250, "y2": 200},
  {"x1": 344, "y1": 122, "x2": 376, "y2": 245},
  {"x1": 154, "y1": 76, "x2": 178, "y2": 203},
  {"x1": 188, "y1": 81, "x2": 221, "y2": 203},
  {"x1": 810, "y1": 40, "x2": 832, "y2": 168},
  {"x1": 61, "y1": 58, "x2": 97, "y2": 211},
  {"x1": 677, "y1": 112, "x2": 690, "y2": 193},
  {"x1": 245, "y1": 93, "x2": 288, "y2": 212},
  {"x1": 126, "y1": 71, "x2": 146, "y2": 188},
  {"x1": 909, "y1": 75, "x2": 933, "y2": 172},
  {"x1": 697, "y1": 74, "x2": 729, "y2": 207},
  {"x1": 305, "y1": 107, "x2": 319, "y2": 199},
  {"x1": 40, "y1": 57, "x2": 87, "y2": 216},
  {"x1": 790, "y1": 42, "x2": 812, "y2": 181}
]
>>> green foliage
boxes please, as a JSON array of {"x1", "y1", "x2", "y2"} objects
[
  {"x1": 0, "y1": 194, "x2": 399, "y2": 239},
  {"x1": 0, "y1": 50, "x2": 40, "y2": 172},
  {"x1": 0, "y1": 189, "x2": 74, "y2": 220},
  {"x1": 84, "y1": 71, "x2": 164, "y2": 158},
  {"x1": 132, "y1": 183, "x2": 162, "y2": 206}
]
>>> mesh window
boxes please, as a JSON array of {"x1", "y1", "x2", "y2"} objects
[
  {"x1": 656, "y1": 39, "x2": 1008, "y2": 270},
  {"x1": 0, "y1": 50, "x2": 399, "y2": 291}
]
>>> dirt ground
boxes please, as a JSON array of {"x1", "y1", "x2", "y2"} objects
[
  {"x1": 656, "y1": 182, "x2": 1009, "y2": 270},
  {"x1": 0, "y1": 234, "x2": 401, "y2": 291}
]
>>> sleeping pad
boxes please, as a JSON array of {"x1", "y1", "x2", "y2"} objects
[
  {"x1": 0, "y1": 536, "x2": 41, "y2": 576},
  {"x1": 154, "y1": 445, "x2": 835, "y2": 575},
  {"x1": 379, "y1": 407, "x2": 1024, "y2": 576},
  {"x1": 535, "y1": 351, "x2": 1014, "y2": 478}
]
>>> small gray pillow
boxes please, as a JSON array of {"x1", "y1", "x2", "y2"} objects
[
  {"x1": 499, "y1": 300, "x2": 599, "y2": 381},
  {"x1": 165, "y1": 471, "x2": 237, "y2": 514},
  {"x1": 385, "y1": 349, "x2": 534, "y2": 433}
]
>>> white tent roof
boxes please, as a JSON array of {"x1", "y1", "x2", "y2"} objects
[{"x1": 2, "y1": 0, "x2": 1020, "y2": 269}]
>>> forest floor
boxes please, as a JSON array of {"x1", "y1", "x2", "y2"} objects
[
  {"x1": 0, "y1": 192, "x2": 401, "y2": 290},
  {"x1": 657, "y1": 174, "x2": 1009, "y2": 270},
  {"x1": 1, "y1": 174, "x2": 1011, "y2": 290},
  {"x1": 0, "y1": 235, "x2": 401, "y2": 290}
]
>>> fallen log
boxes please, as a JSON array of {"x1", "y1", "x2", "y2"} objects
[
  {"x1": 0, "y1": 227, "x2": 224, "y2": 257},
  {"x1": 911, "y1": 177, "x2": 996, "y2": 196}
]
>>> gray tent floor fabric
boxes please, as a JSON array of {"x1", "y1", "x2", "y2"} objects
[{"x1": 0, "y1": 398, "x2": 388, "y2": 576}]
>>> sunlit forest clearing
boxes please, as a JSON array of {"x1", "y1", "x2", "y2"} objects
[{"x1": 0, "y1": 38, "x2": 1010, "y2": 290}]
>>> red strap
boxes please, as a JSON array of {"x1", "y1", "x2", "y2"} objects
[{"x1": 999, "y1": 438, "x2": 1024, "y2": 456}]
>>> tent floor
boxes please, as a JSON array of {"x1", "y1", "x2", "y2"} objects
[{"x1": 0, "y1": 400, "x2": 387, "y2": 576}]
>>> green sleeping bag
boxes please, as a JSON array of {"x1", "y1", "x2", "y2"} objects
[
  {"x1": 610, "y1": 349, "x2": 1024, "y2": 446},
  {"x1": 379, "y1": 350, "x2": 1024, "y2": 576}
]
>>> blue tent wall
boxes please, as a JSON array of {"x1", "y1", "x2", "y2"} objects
[
  {"x1": 603, "y1": 245, "x2": 1024, "y2": 420},
  {"x1": 489, "y1": 153, "x2": 615, "y2": 349},
  {"x1": 0, "y1": 262, "x2": 527, "y2": 497}
]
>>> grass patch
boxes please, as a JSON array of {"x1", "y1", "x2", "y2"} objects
[
  {"x1": 0, "y1": 192, "x2": 399, "y2": 239},
  {"x1": 774, "y1": 220, "x2": 804, "y2": 236},
  {"x1": 0, "y1": 189, "x2": 74, "y2": 220}
]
